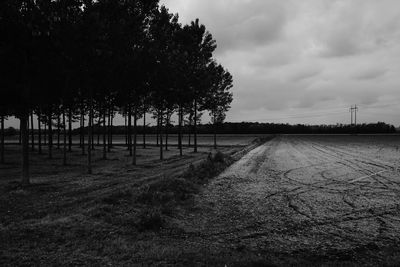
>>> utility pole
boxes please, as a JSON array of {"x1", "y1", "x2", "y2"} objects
[
  {"x1": 350, "y1": 105, "x2": 359, "y2": 126},
  {"x1": 349, "y1": 106, "x2": 353, "y2": 125},
  {"x1": 354, "y1": 105, "x2": 358, "y2": 126}
]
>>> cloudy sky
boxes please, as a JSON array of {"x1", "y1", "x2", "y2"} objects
[{"x1": 161, "y1": 0, "x2": 400, "y2": 125}]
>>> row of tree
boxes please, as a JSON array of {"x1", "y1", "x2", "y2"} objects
[
  {"x1": 202, "y1": 122, "x2": 397, "y2": 134},
  {"x1": 0, "y1": 0, "x2": 233, "y2": 185}
]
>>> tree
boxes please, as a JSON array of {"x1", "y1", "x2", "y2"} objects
[
  {"x1": 148, "y1": 6, "x2": 180, "y2": 160},
  {"x1": 180, "y1": 19, "x2": 217, "y2": 153},
  {"x1": 202, "y1": 62, "x2": 233, "y2": 149}
]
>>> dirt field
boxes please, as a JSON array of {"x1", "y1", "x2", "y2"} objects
[
  {"x1": 1, "y1": 135, "x2": 400, "y2": 266},
  {"x1": 167, "y1": 135, "x2": 400, "y2": 265}
]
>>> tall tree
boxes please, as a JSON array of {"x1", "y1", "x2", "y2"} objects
[
  {"x1": 148, "y1": 6, "x2": 180, "y2": 160},
  {"x1": 202, "y1": 62, "x2": 233, "y2": 149},
  {"x1": 180, "y1": 19, "x2": 217, "y2": 153}
]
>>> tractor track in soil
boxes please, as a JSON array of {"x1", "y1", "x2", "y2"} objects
[{"x1": 173, "y1": 135, "x2": 400, "y2": 265}]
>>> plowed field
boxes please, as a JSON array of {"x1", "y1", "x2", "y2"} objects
[{"x1": 174, "y1": 135, "x2": 400, "y2": 265}]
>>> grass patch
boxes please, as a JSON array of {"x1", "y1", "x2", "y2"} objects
[
  {"x1": 137, "y1": 177, "x2": 197, "y2": 205},
  {"x1": 183, "y1": 151, "x2": 233, "y2": 181},
  {"x1": 136, "y1": 207, "x2": 164, "y2": 232},
  {"x1": 137, "y1": 151, "x2": 234, "y2": 207}
]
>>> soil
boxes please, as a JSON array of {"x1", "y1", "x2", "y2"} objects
[{"x1": 164, "y1": 135, "x2": 400, "y2": 266}]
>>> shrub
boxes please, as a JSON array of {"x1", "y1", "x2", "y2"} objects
[
  {"x1": 136, "y1": 178, "x2": 197, "y2": 205},
  {"x1": 183, "y1": 151, "x2": 232, "y2": 182},
  {"x1": 136, "y1": 207, "x2": 164, "y2": 231},
  {"x1": 213, "y1": 151, "x2": 225, "y2": 163}
]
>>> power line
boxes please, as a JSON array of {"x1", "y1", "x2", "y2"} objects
[
  {"x1": 248, "y1": 110, "x2": 348, "y2": 122},
  {"x1": 247, "y1": 101, "x2": 400, "y2": 123},
  {"x1": 361, "y1": 102, "x2": 400, "y2": 109}
]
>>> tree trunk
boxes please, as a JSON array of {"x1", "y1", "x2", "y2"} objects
[
  {"x1": 128, "y1": 105, "x2": 132, "y2": 156},
  {"x1": 110, "y1": 109, "x2": 113, "y2": 149},
  {"x1": 97, "y1": 116, "x2": 101, "y2": 146},
  {"x1": 107, "y1": 109, "x2": 110, "y2": 152},
  {"x1": 68, "y1": 109, "x2": 72, "y2": 152},
  {"x1": 165, "y1": 114, "x2": 169, "y2": 151},
  {"x1": 79, "y1": 111, "x2": 82, "y2": 147},
  {"x1": 188, "y1": 115, "x2": 192, "y2": 147},
  {"x1": 178, "y1": 106, "x2": 183, "y2": 156},
  {"x1": 143, "y1": 111, "x2": 146, "y2": 149},
  {"x1": 107, "y1": 108, "x2": 112, "y2": 152},
  {"x1": 81, "y1": 110, "x2": 85, "y2": 155},
  {"x1": 88, "y1": 95, "x2": 93, "y2": 174},
  {"x1": 159, "y1": 111, "x2": 163, "y2": 160},
  {"x1": 194, "y1": 100, "x2": 198, "y2": 153},
  {"x1": 57, "y1": 114, "x2": 61, "y2": 149},
  {"x1": 124, "y1": 114, "x2": 128, "y2": 146},
  {"x1": 213, "y1": 116, "x2": 217, "y2": 149},
  {"x1": 37, "y1": 112, "x2": 42, "y2": 154},
  {"x1": 19, "y1": 120, "x2": 22, "y2": 145},
  {"x1": 27, "y1": 115, "x2": 29, "y2": 147},
  {"x1": 48, "y1": 109, "x2": 53, "y2": 159},
  {"x1": 103, "y1": 106, "x2": 107, "y2": 160},
  {"x1": 43, "y1": 120, "x2": 47, "y2": 145},
  {"x1": 63, "y1": 110, "x2": 67, "y2": 166},
  {"x1": 91, "y1": 123, "x2": 95, "y2": 150},
  {"x1": 21, "y1": 114, "x2": 29, "y2": 186},
  {"x1": 156, "y1": 117, "x2": 159, "y2": 146},
  {"x1": 0, "y1": 115, "x2": 4, "y2": 163},
  {"x1": 79, "y1": 115, "x2": 82, "y2": 148},
  {"x1": 30, "y1": 111, "x2": 35, "y2": 151},
  {"x1": 133, "y1": 108, "x2": 137, "y2": 165}
]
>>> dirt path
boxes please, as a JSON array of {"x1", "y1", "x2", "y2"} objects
[{"x1": 172, "y1": 135, "x2": 400, "y2": 265}]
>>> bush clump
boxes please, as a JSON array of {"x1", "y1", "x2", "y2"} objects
[
  {"x1": 136, "y1": 207, "x2": 164, "y2": 231},
  {"x1": 137, "y1": 177, "x2": 197, "y2": 205},
  {"x1": 183, "y1": 151, "x2": 232, "y2": 182},
  {"x1": 137, "y1": 151, "x2": 232, "y2": 206},
  {"x1": 213, "y1": 151, "x2": 225, "y2": 163}
]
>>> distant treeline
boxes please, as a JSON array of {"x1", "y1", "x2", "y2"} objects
[
  {"x1": 73, "y1": 121, "x2": 400, "y2": 135},
  {"x1": 4, "y1": 121, "x2": 396, "y2": 136},
  {"x1": 203, "y1": 122, "x2": 397, "y2": 134}
]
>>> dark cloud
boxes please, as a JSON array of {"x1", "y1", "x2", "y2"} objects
[{"x1": 353, "y1": 68, "x2": 387, "y2": 80}]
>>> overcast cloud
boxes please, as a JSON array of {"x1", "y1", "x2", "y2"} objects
[{"x1": 161, "y1": 0, "x2": 400, "y2": 125}]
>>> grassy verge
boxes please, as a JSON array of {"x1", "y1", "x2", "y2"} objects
[
  {"x1": 94, "y1": 151, "x2": 236, "y2": 233},
  {"x1": 109, "y1": 136, "x2": 273, "y2": 232}
]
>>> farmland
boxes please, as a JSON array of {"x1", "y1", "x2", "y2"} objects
[
  {"x1": 174, "y1": 135, "x2": 400, "y2": 265},
  {"x1": 1, "y1": 134, "x2": 400, "y2": 265}
]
